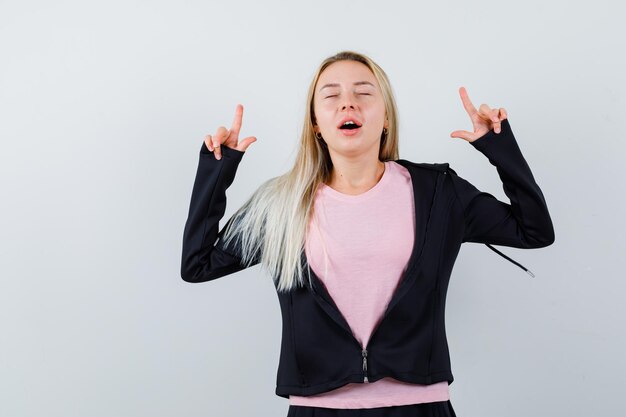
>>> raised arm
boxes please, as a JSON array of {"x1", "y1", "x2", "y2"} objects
[
  {"x1": 447, "y1": 87, "x2": 554, "y2": 249},
  {"x1": 448, "y1": 117, "x2": 555, "y2": 248},
  {"x1": 180, "y1": 104, "x2": 259, "y2": 283}
]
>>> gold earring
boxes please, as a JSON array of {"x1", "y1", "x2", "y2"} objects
[{"x1": 383, "y1": 127, "x2": 388, "y2": 135}]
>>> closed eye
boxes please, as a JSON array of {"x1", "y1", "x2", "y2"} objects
[{"x1": 325, "y1": 93, "x2": 370, "y2": 99}]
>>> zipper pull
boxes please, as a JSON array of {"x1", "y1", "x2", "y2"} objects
[{"x1": 362, "y1": 349, "x2": 368, "y2": 383}]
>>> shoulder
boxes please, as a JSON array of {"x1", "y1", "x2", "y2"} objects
[{"x1": 393, "y1": 159, "x2": 450, "y2": 173}]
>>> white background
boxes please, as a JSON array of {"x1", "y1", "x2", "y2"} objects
[{"x1": 1, "y1": 0, "x2": 624, "y2": 416}]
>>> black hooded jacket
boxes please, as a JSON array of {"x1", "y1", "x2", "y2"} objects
[{"x1": 180, "y1": 118, "x2": 555, "y2": 399}]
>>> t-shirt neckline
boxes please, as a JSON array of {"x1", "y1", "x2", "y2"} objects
[{"x1": 318, "y1": 161, "x2": 393, "y2": 202}]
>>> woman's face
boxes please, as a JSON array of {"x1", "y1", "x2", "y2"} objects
[{"x1": 313, "y1": 60, "x2": 388, "y2": 158}]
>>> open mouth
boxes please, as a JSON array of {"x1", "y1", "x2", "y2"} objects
[{"x1": 338, "y1": 120, "x2": 362, "y2": 130}]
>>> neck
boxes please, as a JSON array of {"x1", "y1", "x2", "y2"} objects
[{"x1": 326, "y1": 157, "x2": 386, "y2": 196}]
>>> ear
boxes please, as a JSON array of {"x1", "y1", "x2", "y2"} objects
[{"x1": 384, "y1": 119, "x2": 389, "y2": 129}]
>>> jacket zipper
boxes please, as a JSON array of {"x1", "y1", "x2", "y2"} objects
[
  {"x1": 307, "y1": 261, "x2": 373, "y2": 383},
  {"x1": 362, "y1": 348, "x2": 368, "y2": 382}
]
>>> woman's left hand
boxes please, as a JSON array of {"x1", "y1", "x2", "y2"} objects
[{"x1": 450, "y1": 86, "x2": 508, "y2": 143}]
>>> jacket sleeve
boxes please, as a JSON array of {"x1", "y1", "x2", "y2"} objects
[
  {"x1": 180, "y1": 142, "x2": 260, "y2": 283},
  {"x1": 448, "y1": 118, "x2": 555, "y2": 248}
]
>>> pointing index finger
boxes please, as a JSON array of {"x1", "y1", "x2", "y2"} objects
[
  {"x1": 230, "y1": 104, "x2": 244, "y2": 140},
  {"x1": 459, "y1": 87, "x2": 477, "y2": 117}
]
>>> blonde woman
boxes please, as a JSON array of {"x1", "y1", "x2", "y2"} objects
[{"x1": 181, "y1": 51, "x2": 555, "y2": 417}]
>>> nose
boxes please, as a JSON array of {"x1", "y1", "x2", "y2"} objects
[
  {"x1": 340, "y1": 97, "x2": 357, "y2": 110},
  {"x1": 338, "y1": 91, "x2": 358, "y2": 110}
]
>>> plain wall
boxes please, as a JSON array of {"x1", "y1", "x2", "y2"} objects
[{"x1": 1, "y1": 0, "x2": 624, "y2": 416}]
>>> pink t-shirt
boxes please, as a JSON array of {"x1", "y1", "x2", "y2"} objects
[{"x1": 288, "y1": 160, "x2": 450, "y2": 409}]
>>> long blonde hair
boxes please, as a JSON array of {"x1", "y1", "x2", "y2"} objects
[{"x1": 219, "y1": 50, "x2": 401, "y2": 293}]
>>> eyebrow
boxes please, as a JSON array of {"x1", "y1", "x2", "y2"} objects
[{"x1": 319, "y1": 81, "x2": 375, "y2": 92}]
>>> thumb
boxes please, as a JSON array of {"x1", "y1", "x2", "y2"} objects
[
  {"x1": 237, "y1": 136, "x2": 257, "y2": 152},
  {"x1": 450, "y1": 130, "x2": 474, "y2": 142}
]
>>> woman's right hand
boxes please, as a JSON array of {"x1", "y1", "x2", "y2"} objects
[{"x1": 204, "y1": 104, "x2": 257, "y2": 160}]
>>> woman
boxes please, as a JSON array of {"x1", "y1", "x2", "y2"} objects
[{"x1": 181, "y1": 51, "x2": 555, "y2": 416}]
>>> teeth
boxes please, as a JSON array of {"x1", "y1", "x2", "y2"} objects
[{"x1": 343, "y1": 121, "x2": 356, "y2": 126}]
